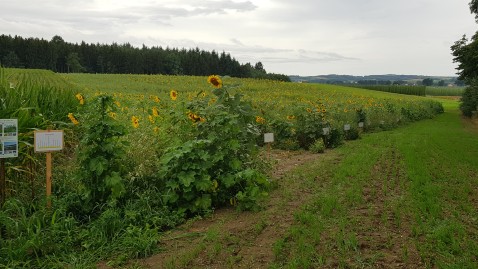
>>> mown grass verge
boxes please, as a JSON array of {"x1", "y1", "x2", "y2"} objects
[{"x1": 271, "y1": 100, "x2": 478, "y2": 268}]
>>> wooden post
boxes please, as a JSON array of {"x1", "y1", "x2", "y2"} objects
[
  {"x1": 46, "y1": 152, "x2": 52, "y2": 208},
  {"x1": 0, "y1": 159, "x2": 5, "y2": 207}
]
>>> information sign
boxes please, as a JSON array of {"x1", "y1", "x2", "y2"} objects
[
  {"x1": 0, "y1": 119, "x2": 18, "y2": 158},
  {"x1": 264, "y1": 133, "x2": 274, "y2": 143},
  {"x1": 34, "y1": 130, "x2": 64, "y2": 152}
]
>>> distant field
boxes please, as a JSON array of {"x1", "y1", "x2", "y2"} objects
[{"x1": 426, "y1": 86, "x2": 465, "y2": 96}]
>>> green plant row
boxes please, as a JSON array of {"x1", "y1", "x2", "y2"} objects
[
  {"x1": 345, "y1": 84, "x2": 426, "y2": 96},
  {"x1": 425, "y1": 86, "x2": 465, "y2": 96}
]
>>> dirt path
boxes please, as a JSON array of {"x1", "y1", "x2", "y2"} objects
[{"x1": 129, "y1": 150, "x2": 322, "y2": 269}]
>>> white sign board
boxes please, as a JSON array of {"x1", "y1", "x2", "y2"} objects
[
  {"x1": 34, "y1": 130, "x2": 64, "y2": 152},
  {"x1": 322, "y1": 127, "x2": 330, "y2": 135},
  {"x1": 264, "y1": 133, "x2": 274, "y2": 143},
  {"x1": 0, "y1": 119, "x2": 18, "y2": 158},
  {"x1": 344, "y1": 124, "x2": 351, "y2": 131},
  {"x1": 358, "y1": 122, "x2": 364, "y2": 128}
]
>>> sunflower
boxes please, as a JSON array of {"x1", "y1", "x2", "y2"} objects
[
  {"x1": 152, "y1": 107, "x2": 159, "y2": 117},
  {"x1": 131, "y1": 116, "x2": 139, "y2": 128},
  {"x1": 75, "y1": 93, "x2": 84, "y2": 105},
  {"x1": 255, "y1": 116, "x2": 266, "y2": 124},
  {"x1": 287, "y1": 115, "x2": 295, "y2": 120},
  {"x1": 108, "y1": 112, "x2": 117, "y2": 119},
  {"x1": 170, "y1": 90, "x2": 178, "y2": 101},
  {"x1": 153, "y1": 96, "x2": 160, "y2": 103},
  {"x1": 68, "y1": 113, "x2": 79, "y2": 125},
  {"x1": 207, "y1": 75, "x2": 222, "y2": 88},
  {"x1": 148, "y1": 115, "x2": 155, "y2": 124},
  {"x1": 187, "y1": 112, "x2": 204, "y2": 123}
]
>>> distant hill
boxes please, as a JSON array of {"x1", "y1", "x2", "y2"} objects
[{"x1": 289, "y1": 74, "x2": 461, "y2": 86}]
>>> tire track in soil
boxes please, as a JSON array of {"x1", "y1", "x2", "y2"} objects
[
  {"x1": 135, "y1": 150, "x2": 323, "y2": 269},
  {"x1": 353, "y1": 148, "x2": 423, "y2": 268}
]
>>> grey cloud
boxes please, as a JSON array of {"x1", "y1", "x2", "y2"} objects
[
  {"x1": 261, "y1": 49, "x2": 359, "y2": 64},
  {"x1": 0, "y1": 0, "x2": 257, "y2": 34},
  {"x1": 144, "y1": 37, "x2": 356, "y2": 65}
]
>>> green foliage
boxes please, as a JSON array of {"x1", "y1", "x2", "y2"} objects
[
  {"x1": 348, "y1": 84, "x2": 426, "y2": 96},
  {"x1": 309, "y1": 138, "x2": 325, "y2": 153},
  {"x1": 159, "y1": 82, "x2": 269, "y2": 214},
  {"x1": 422, "y1": 78, "x2": 434, "y2": 86},
  {"x1": 294, "y1": 107, "x2": 326, "y2": 149},
  {"x1": 324, "y1": 128, "x2": 344, "y2": 148},
  {"x1": 344, "y1": 126, "x2": 360, "y2": 140},
  {"x1": 74, "y1": 95, "x2": 127, "y2": 216},
  {"x1": 426, "y1": 86, "x2": 465, "y2": 96},
  {"x1": 459, "y1": 85, "x2": 478, "y2": 117},
  {"x1": 0, "y1": 34, "x2": 289, "y2": 80}
]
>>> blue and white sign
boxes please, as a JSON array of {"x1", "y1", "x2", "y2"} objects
[{"x1": 0, "y1": 119, "x2": 18, "y2": 158}]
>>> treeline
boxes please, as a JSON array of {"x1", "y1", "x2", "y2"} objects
[{"x1": 0, "y1": 34, "x2": 290, "y2": 81}]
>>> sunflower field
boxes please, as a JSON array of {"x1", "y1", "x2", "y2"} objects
[{"x1": 0, "y1": 68, "x2": 444, "y2": 267}]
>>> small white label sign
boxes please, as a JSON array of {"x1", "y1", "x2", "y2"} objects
[
  {"x1": 344, "y1": 124, "x2": 351, "y2": 131},
  {"x1": 264, "y1": 133, "x2": 274, "y2": 143},
  {"x1": 358, "y1": 122, "x2": 364, "y2": 128},
  {"x1": 34, "y1": 130, "x2": 64, "y2": 152},
  {"x1": 322, "y1": 127, "x2": 330, "y2": 135}
]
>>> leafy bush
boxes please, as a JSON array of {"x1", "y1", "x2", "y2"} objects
[
  {"x1": 73, "y1": 95, "x2": 128, "y2": 218},
  {"x1": 324, "y1": 128, "x2": 344, "y2": 148},
  {"x1": 460, "y1": 85, "x2": 478, "y2": 117},
  {"x1": 294, "y1": 106, "x2": 325, "y2": 149},
  {"x1": 159, "y1": 77, "x2": 270, "y2": 214},
  {"x1": 309, "y1": 139, "x2": 325, "y2": 153}
]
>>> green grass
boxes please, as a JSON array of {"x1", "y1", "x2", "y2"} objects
[{"x1": 271, "y1": 100, "x2": 478, "y2": 268}]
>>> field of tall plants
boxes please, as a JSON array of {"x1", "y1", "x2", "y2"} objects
[
  {"x1": 347, "y1": 84, "x2": 465, "y2": 97},
  {"x1": 0, "y1": 68, "x2": 444, "y2": 267}
]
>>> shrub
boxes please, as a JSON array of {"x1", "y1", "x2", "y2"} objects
[
  {"x1": 460, "y1": 85, "x2": 478, "y2": 117},
  {"x1": 73, "y1": 95, "x2": 128, "y2": 218},
  {"x1": 159, "y1": 77, "x2": 270, "y2": 214},
  {"x1": 309, "y1": 139, "x2": 325, "y2": 153}
]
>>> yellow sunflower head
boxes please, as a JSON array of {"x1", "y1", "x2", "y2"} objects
[
  {"x1": 207, "y1": 75, "x2": 222, "y2": 89},
  {"x1": 255, "y1": 116, "x2": 266, "y2": 124},
  {"x1": 131, "y1": 116, "x2": 139, "y2": 128},
  {"x1": 170, "y1": 90, "x2": 178, "y2": 101},
  {"x1": 75, "y1": 93, "x2": 84, "y2": 105},
  {"x1": 152, "y1": 107, "x2": 159, "y2": 117},
  {"x1": 68, "y1": 113, "x2": 79, "y2": 125}
]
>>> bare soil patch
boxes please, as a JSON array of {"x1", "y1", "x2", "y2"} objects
[
  {"x1": 353, "y1": 148, "x2": 422, "y2": 268},
  {"x1": 122, "y1": 150, "x2": 322, "y2": 269}
]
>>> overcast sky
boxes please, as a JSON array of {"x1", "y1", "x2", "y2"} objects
[{"x1": 0, "y1": 0, "x2": 477, "y2": 76}]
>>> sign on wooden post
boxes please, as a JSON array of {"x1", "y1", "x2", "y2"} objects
[
  {"x1": 264, "y1": 133, "x2": 274, "y2": 160},
  {"x1": 0, "y1": 119, "x2": 18, "y2": 206},
  {"x1": 34, "y1": 130, "x2": 64, "y2": 208},
  {"x1": 344, "y1": 124, "x2": 351, "y2": 131},
  {"x1": 0, "y1": 119, "x2": 18, "y2": 158}
]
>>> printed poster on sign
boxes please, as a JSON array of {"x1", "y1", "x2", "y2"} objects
[
  {"x1": 34, "y1": 130, "x2": 64, "y2": 152},
  {"x1": 0, "y1": 119, "x2": 18, "y2": 158}
]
